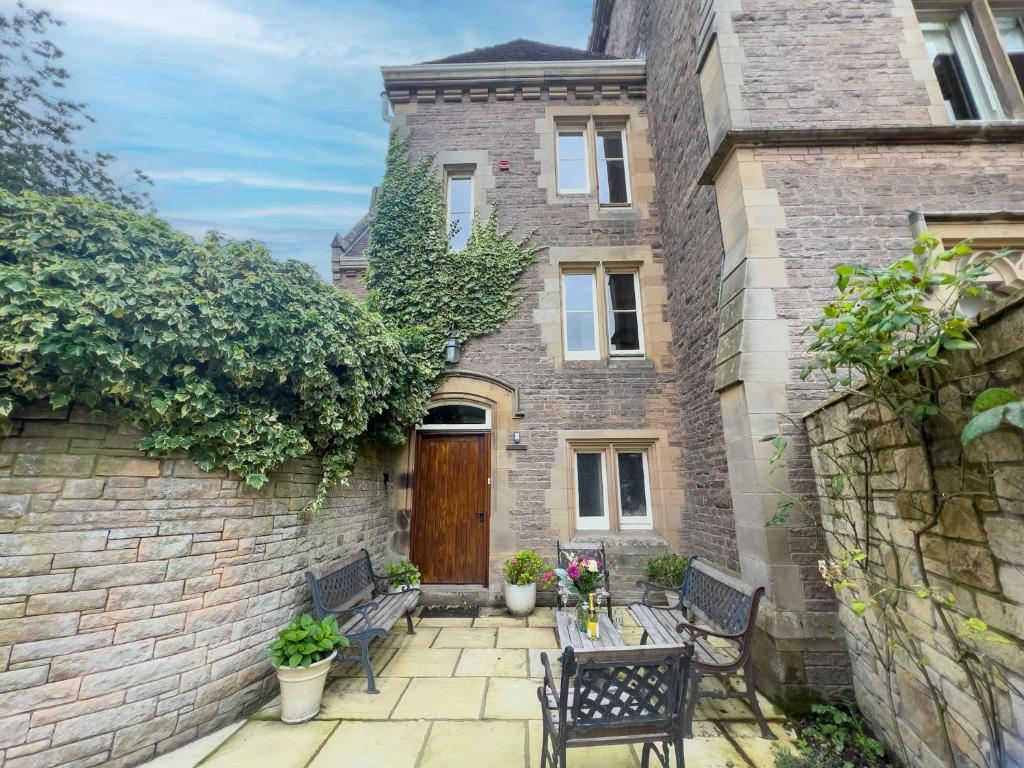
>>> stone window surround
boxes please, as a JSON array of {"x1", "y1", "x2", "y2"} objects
[
  {"x1": 911, "y1": 0, "x2": 1024, "y2": 119},
  {"x1": 535, "y1": 104, "x2": 654, "y2": 221},
  {"x1": 433, "y1": 149, "x2": 496, "y2": 224},
  {"x1": 561, "y1": 264, "x2": 646, "y2": 362},
  {"x1": 569, "y1": 439, "x2": 655, "y2": 532},
  {"x1": 535, "y1": 246, "x2": 673, "y2": 371},
  {"x1": 544, "y1": 429, "x2": 683, "y2": 546},
  {"x1": 925, "y1": 219, "x2": 1024, "y2": 302}
]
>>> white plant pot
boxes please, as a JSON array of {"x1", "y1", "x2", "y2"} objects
[
  {"x1": 664, "y1": 590, "x2": 681, "y2": 610},
  {"x1": 276, "y1": 651, "x2": 336, "y2": 724},
  {"x1": 504, "y1": 582, "x2": 537, "y2": 617}
]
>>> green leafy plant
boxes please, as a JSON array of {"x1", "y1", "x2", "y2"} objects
[
  {"x1": 503, "y1": 550, "x2": 553, "y2": 587},
  {"x1": 643, "y1": 553, "x2": 689, "y2": 588},
  {"x1": 772, "y1": 701, "x2": 890, "y2": 768},
  {"x1": 385, "y1": 560, "x2": 421, "y2": 589},
  {"x1": 0, "y1": 190, "x2": 436, "y2": 508},
  {"x1": 961, "y1": 387, "x2": 1024, "y2": 445},
  {"x1": 364, "y1": 134, "x2": 540, "y2": 347},
  {"x1": 269, "y1": 614, "x2": 349, "y2": 669}
]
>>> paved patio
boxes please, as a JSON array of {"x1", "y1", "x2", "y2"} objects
[{"x1": 147, "y1": 608, "x2": 796, "y2": 768}]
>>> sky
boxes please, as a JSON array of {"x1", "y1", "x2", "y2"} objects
[{"x1": 9, "y1": 0, "x2": 592, "y2": 279}]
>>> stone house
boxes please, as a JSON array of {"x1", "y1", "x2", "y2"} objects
[{"x1": 334, "y1": 2, "x2": 1024, "y2": 708}]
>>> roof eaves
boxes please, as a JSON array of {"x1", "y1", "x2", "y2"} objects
[{"x1": 381, "y1": 58, "x2": 645, "y2": 90}]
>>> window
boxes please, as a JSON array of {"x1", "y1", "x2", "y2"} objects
[
  {"x1": 555, "y1": 119, "x2": 632, "y2": 206},
  {"x1": 562, "y1": 266, "x2": 645, "y2": 360},
  {"x1": 419, "y1": 402, "x2": 491, "y2": 431},
  {"x1": 562, "y1": 272, "x2": 601, "y2": 360},
  {"x1": 606, "y1": 272, "x2": 644, "y2": 355},
  {"x1": 556, "y1": 130, "x2": 589, "y2": 194},
  {"x1": 573, "y1": 445, "x2": 653, "y2": 531},
  {"x1": 596, "y1": 129, "x2": 631, "y2": 205},
  {"x1": 996, "y1": 11, "x2": 1024, "y2": 92},
  {"x1": 446, "y1": 174, "x2": 473, "y2": 251},
  {"x1": 918, "y1": 10, "x2": 1004, "y2": 120}
]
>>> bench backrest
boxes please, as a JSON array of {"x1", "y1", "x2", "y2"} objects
[
  {"x1": 559, "y1": 645, "x2": 693, "y2": 736},
  {"x1": 680, "y1": 558, "x2": 763, "y2": 637},
  {"x1": 307, "y1": 549, "x2": 375, "y2": 617},
  {"x1": 556, "y1": 541, "x2": 610, "y2": 592}
]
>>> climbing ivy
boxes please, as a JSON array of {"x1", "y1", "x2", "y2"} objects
[
  {"x1": 365, "y1": 133, "x2": 540, "y2": 345},
  {"x1": 0, "y1": 190, "x2": 435, "y2": 506},
  {"x1": 0, "y1": 138, "x2": 539, "y2": 507}
]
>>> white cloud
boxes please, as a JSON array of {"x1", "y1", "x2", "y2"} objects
[
  {"x1": 148, "y1": 169, "x2": 372, "y2": 194},
  {"x1": 165, "y1": 204, "x2": 369, "y2": 221},
  {"x1": 29, "y1": 0, "x2": 299, "y2": 56}
]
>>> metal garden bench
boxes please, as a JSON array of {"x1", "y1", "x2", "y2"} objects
[
  {"x1": 537, "y1": 644, "x2": 695, "y2": 768},
  {"x1": 556, "y1": 540, "x2": 612, "y2": 617},
  {"x1": 304, "y1": 549, "x2": 419, "y2": 694},
  {"x1": 631, "y1": 557, "x2": 774, "y2": 739}
]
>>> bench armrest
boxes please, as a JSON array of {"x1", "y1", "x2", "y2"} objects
[
  {"x1": 539, "y1": 652, "x2": 559, "y2": 695},
  {"x1": 675, "y1": 619, "x2": 746, "y2": 644},
  {"x1": 344, "y1": 598, "x2": 381, "y2": 631},
  {"x1": 372, "y1": 569, "x2": 418, "y2": 591}
]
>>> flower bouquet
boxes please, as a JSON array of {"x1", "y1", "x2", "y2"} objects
[{"x1": 555, "y1": 551, "x2": 605, "y2": 631}]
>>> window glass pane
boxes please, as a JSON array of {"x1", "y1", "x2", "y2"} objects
[
  {"x1": 606, "y1": 273, "x2": 637, "y2": 311},
  {"x1": 576, "y1": 453, "x2": 605, "y2": 518},
  {"x1": 566, "y1": 313, "x2": 597, "y2": 353},
  {"x1": 920, "y1": 14, "x2": 1001, "y2": 120},
  {"x1": 596, "y1": 131, "x2": 624, "y2": 161},
  {"x1": 557, "y1": 132, "x2": 587, "y2": 192},
  {"x1": 617, "y1": 452, "x2": 648, "y2": 518},
  {"x1": 997, "y1": 15, "x2": 1024, "y2": 90},
  {"x1": 563, "y1": 274, "x2": 595, "y2": 311},
  {"x1": 447, "y1": 176, "x2": 473, "y2": 251},
  {"x1": 422, "y1": 404, "x2": 487, "y2": 425},
  {"x1": 609, "y1": 312, "x2": 640, "y2": 353}
]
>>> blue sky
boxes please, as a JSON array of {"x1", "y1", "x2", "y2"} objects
[{"x1": 12, "y1": 0, "x2": 591, "y2": 279}]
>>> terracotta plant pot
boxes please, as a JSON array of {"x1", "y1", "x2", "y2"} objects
[
  {"x1": 504, "y1": 582, "x2": 537, "y2": 617},
  {"x1": 276, "y1": 651, "x2": 336, "y2": 724}
]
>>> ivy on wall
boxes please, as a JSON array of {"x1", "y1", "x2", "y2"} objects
[
  {"x1": 0, "y1": 138, "x2": 538, "y2": 506},
  {"x1": 0, "y1": 190, "x2": 435, "y2": 506},
  {"x1": 365, "y1": 133, "x2": 540, "y2": 344}
]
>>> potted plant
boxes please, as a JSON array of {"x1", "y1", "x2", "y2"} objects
[
  {"x1": 385, "y1": 560, "x2": 421, "y2": 593},
  {"x1": 643, "y1": 553, "x2": 689, "y2": 608},
  {"x1": 503, "y1": 550, "x2": 554, "y2": 616},
  {"x1": 269, "y1": 613, "x2": 349, "y2": 723}
]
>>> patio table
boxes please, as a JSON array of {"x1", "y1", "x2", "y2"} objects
[{"x1": 555, "y1": 609, "x2": 622, "y2": 650}]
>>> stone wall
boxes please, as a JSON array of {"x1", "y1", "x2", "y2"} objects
[
  {"x1": 377, "y1": 79, "x2": 687, "y2": 593},
  {"x1": 805, "y1": 296, "x2": 1024, "y2": 767},
  {"x1": 0, "y1": 406, "x2": 393, "y2": 768}
]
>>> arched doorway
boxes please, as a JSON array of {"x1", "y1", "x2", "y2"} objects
[{"x1": 410, "y1": 402, "x2": 492, "y2": 585}]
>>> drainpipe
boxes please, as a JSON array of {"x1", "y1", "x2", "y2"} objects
[
  {"x1": 908, "y1": 210, "x2": 928, "y2": 239},
  {"x1": 380, "y1": 91, "x2": 392, "y2": 124}
]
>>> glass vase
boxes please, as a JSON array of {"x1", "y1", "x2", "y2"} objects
[{"x1": 576, "y1": 595, "x2": 590, "y2": 631}]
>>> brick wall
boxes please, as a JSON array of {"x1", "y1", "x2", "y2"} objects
[
  {"x1": 602, "y1": 0, "x2": 740, "y2": 573},
  {"x1": 0, "y1": 406, "x2": 393, "y2": 768},
  {"x1": 805, "y1": 296, "x2": 1024, "y2": 767}
]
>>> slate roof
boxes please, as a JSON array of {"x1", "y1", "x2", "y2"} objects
[{"x1": 423, "y1": 39, "x2": 615, "y2": 65}]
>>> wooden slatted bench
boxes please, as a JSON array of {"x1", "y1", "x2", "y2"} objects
[
  {"x1": 304, "y1": 549, "x2": 419, "y2": 694},
  {"x1": 631, "y1": 557, "x2": 774, "y2": 739}
]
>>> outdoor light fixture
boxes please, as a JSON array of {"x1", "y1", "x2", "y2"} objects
[
  {"x1": 513, "y1": 431, "x2": 521, "y2": 444},
  {"x1": 444, "y1": 334, "x2": 462, "y2": 365}
]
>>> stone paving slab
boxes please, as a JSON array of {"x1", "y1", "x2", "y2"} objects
[{"x1": 148, "y1": 614, "x2": 798, "y2": 768}]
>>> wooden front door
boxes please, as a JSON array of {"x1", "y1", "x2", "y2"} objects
[{"x1": 411, "y1": 432, "x2": 490, "y2": 585}]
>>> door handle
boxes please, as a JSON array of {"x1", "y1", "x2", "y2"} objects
[{"x1": 477, "y1": 511, "x2": 485, "y2": 523}]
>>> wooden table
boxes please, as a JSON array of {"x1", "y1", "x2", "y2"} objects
[{"x1": 555, "y1": 610, "x2": 622, "y2": 650}]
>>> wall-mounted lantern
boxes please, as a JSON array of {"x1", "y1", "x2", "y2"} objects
[{"x1": 444, "y1": 334, "x2": 462, "y2": 365}]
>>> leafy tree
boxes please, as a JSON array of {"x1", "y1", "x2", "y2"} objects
[
  {"x1": 0, "y1": 190, "x2": 434, "y2": 506},
  {"x1": 0, "y1": 2, "x2": 150, "y2": 209}
]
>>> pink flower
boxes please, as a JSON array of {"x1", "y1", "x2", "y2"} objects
[{"x1": 567, "y1": 562, "x2": 581, "y2": 580}]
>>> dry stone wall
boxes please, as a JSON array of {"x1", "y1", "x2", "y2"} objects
[
  {"x1": 805, "y1": 297, "x2": 1024, "y2": 767},
  {"x1": 0, "y1": 406, "x2": 393, "y2": 768}
]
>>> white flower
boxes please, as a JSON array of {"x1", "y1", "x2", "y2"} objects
[{"x1": 586, "y1": 560, "x2": 598, "y2": 573}]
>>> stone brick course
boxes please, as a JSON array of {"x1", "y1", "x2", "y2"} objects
[{"x1": 0, "y1": 410, "x2": 393, "y2": 767}]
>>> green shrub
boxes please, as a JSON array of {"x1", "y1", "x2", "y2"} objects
[
  {"x1": 0, "y1": 190, "x2": 436, "y2": 508},
  {"x1": 643, "y1": 553, "x2": 689, "y2": 588},
  {"x1": 503, "y1": 550, "x2": 552, "y2": 586},
  {"x1": 269, "y1": 614, "x2": 348, "y2": 668},
  {"x1": 385, "y1": 560, "x2": 421, "y2": 589},
  {"x1": 774, "y1": 700, "x2": 891, "y2": 768}
]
